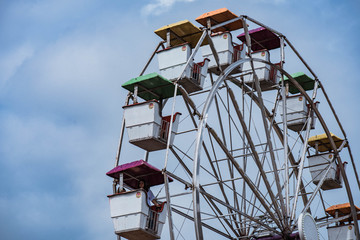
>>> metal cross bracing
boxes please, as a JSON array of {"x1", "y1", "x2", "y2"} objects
[{"x1": 109, "y1": 8, "x2": 360, "y2": 240}]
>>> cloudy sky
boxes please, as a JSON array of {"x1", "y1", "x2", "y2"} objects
[{"x1": 0, "y1": 0, "x2": 359, "y2": 239}]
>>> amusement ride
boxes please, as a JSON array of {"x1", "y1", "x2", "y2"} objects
[{"x1": 105, "y1": 8, "x2": 360, "y2": 240}]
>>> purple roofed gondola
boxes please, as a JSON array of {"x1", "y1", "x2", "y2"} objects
[
  {"x1": 106, "y1": 160, "x2": 172, "y2": 239},
  {"x1": 107, "y1": 160, "x2": 173, "y2": 189},
  {"x1": 237, "y1": 27, "x2": 280, "y2": 51}
]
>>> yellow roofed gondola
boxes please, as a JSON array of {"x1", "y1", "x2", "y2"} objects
[
  {"x1": 308, "y1": 133, "x2": 347, "y2": 152},
  {"x1": 154, "y1": 20, "x2": 207, "y2": 48}
]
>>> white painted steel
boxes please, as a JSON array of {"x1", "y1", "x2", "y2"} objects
[{"x1": 328, "y1": 224, "x2": 356, "y2": 240}]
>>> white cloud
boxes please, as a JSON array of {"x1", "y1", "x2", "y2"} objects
[
  {"x1": 141, "y1": 0, "x2": 196, "y2": 16},
  {"x1": 0, "y1": 44, "x2": 34, "y2": 89}
]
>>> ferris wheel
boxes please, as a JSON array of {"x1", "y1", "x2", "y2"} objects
[{"x1": 105, "y1": 8, "x2": 360, "y2": 240}]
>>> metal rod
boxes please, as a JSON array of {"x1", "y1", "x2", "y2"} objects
[
  {"x1": 170, "y1": 147, "x2": 192, "y2": 177},
  {"x1": 143, "y1": 151, "x2": 149, "y2": 162},
  {"x1": 119, "y1": 173, "x2": 123, "y2": 191},
  {"x1": 157, "y1": 191, "x2": 192, "y2": 200},
  {"x1": 291, "y1": 117, "x2": 312, "y2": 220},
  {"x1": 209, "y1": 16, "x2": 242, "y2": 32},
  {"x1": 164, "y1": 170, "x2": 192, "y2": 188},
  {"x1": 206, "y1": 32, "x2": 223, "y2": 73},
  {"x1": 166, "y1": 30, "x2": 171, "y2": 48},
  {"x1": 175, "y1": 30, "x2": 208, "y2": 84},
  {"x1": 284, "y1": 38, "x2": 318, "y2": 79},
  {"x1": 176, "y1": 128, "x2": 198, "y2": 135},
  {"x1": 317, "y1": 211, "x2": 360, "y2": 228},
  {"x1": 280, "y1": 36, "x2": 290, "y2": 220},
  {"x1": 302, "y1": 158, "x2": 335, "y2": 214},
  {"x1": 242, "y1": 15, "x2": 284, "y2": 37},
  {"x1": 164, "y1": 173, "x2": 175, "y2": 240},
  {"x1": 139, "y1": 41, "x2": 165, "y2": 76},
  {"x1": 200, "y1": 190, "x2": 242, "y2": 238},
  {"x1": 163, "y1": 83, "x2": 178, "y2": 169},
  {"x1": 189, "y1": 58, "x2": 319, "y2": 239},
  {"x1": 115, "y1": 94, "x2": 131, "y2": 167},
  {"x1": 210, "y1": 73, "x2": 227, "y2": 146},
  {"x1": 213, "y1": 147, "x2": 284, "y2": 162}
]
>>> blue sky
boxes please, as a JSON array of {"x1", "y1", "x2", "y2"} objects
[{"x1": 0, "y1": 0, "x2": 359, "y2": 239}]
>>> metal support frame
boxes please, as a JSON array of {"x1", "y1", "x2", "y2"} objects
[
  {"x1": 241, "y1": 17, "x2": 288, "y2": 230},
  {"x1": 113, "y1": 12, "x2": 359, "y2": 239},
  {"x1": 227, "y1": 76, "x2": 310, "y2": 212},
  {"x1": 190, "y1": 55, "x2": 358, "y2": 238},
  {"x1": 280, "y1": 36, "x2": 290, "y2": 220},
  {"x1": 193, "y1": 59, "x2": 288, "y2": 239},
  {"x1": 139, "y1": 41, "x2": 165, "y2": 76}
]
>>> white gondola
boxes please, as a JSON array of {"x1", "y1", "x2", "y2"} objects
[
  {"x1": 157, "y1": 43, "x2": 191, "y2": 82},
  {"x1": 108, "y1": 191, "x2": 167, "y2": 240},
  {"x1": 307, "y1": 133, "x2": 348, "y2": 190},
  {"x1": 106, "y1": 160, "x2": 173, "y2": 240},
  {"x1": 123, "y1": 100, "x2": 181, "y2": 151},
  {"x1": 201, "y1": 32, "x2": 245, "y2": 74},
  {"x1": 327, "y1": 224, "x2": 356, "y2": 240},
  {"x1": 157, "y1": 43, "x2": 210, "y2": 93},
  {"x1": 325, "y1": 203, "x2": 360, "y2": 240},
  {"x1": 307, "y1": 153, "x2": 345, "y2": 190},
  {"x1": 280, "y1": 95, "x2": 318, "y2": 132},
  {"x1": 242, "y1": 50, "x2": 281, "y2": 91}
]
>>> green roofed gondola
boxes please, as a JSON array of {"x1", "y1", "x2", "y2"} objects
[
  {"x1": 281, "y1": 72, "x2": 317, "y2": 94},
  {"x1": 122, "y1": 72, "x2": 181, "y2": 101}
]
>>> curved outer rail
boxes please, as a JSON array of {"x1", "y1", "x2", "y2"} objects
[{"x1": 192, "y1": 57, "x2": 359, "y2": 239}]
